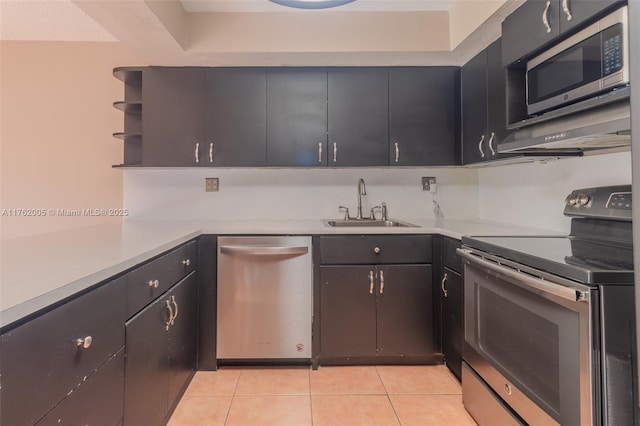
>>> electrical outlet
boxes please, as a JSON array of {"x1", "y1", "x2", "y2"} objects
[
  {"x1": 422, "y1": 177, "x2": 437, "y2": 191},
  {"x1": 205, "y1": 178, "x2": 219, "y2": 192}
]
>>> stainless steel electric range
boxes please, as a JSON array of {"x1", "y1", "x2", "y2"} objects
[{"x1": 459, "y1": 185, "x2": 635, "y2": 426}]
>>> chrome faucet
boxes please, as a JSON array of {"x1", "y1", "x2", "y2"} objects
[{"x1": 356, "y1": 178, "x2": 367, "y2": 219}]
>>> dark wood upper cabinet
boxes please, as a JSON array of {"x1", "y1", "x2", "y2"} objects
[
  {"x1": 205, "y1": 68, "x2": 267, "y2": 166},
  {"x1": 461, "y1": 49, "x2": 489, "y2": 165},
  {"x1": 502, "y1": 0, "x2": 625, "y2": 66},
  {"x1": 327, "y1": 68, "x2": 389, "y2": 166},
  {"x1": 389, "y1": 67, "x2": 460, "y2": 166},
  {"x1": 462, "y1": 39, "x2": 512, "y2": 164},
  {"x1": 142, "y1": 67, "x2": 206, "y2": 166},
  {"x1": 266, "y1": 68, "x2": 328, "y2": 167}
]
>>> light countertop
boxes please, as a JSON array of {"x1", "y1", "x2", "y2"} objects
[{"x1": 0, "y1": 218, "x2": 562, "y2": 329}]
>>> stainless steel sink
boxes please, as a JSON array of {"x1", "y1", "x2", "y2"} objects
[{"x1": 324, "y1": 219, "x2": 419, "y2": 228}]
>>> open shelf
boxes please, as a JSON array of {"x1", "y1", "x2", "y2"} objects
[
  {"x1": 113, "y1": 132, "x2": 142, "y2": 143},
  {"x1": 113, "y1": 67, "x2": 143, "y2": 85},
  {"x1": 113, "y1": 101, "x2": 142, "y2": 113}
]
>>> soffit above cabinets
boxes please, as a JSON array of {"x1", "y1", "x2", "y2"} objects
[{"x1": 2, "y1": 0, "x2": 525, "y2": 66}]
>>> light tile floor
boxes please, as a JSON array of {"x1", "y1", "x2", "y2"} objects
[{"x1": 168, "y1": 365, "x2": 477, "y2": 426}]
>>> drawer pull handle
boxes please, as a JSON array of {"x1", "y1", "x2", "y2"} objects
[
  {"x1": 148, "y1": 279, "x2": 159, "y2": 288},
  {"x1": 488, "y1": 132, "x2": 496, "y2": 156},
  {"x1": 182, "y1": 259, "x2": 190, "y2": 267},
  {"x1": 318, "y1": 142, "x2": 323, "y2": 163},
  {"x1": 76, "y1": 336, "x2": 93, "y2": 349},
  {"x1": 333, "y1": 142, "x2": 337, "y2": 163},
  {"x1": 374, "y1": 247, "x2": 381, "y2": 254},
  {"x1": 379, "y1": 270, "x2": 385, "y2": 294},
  {"x1": 441, "y1": 273, "x2": 448, "y2": 298},
  {"x1": 166, "y1": 300, "x2": 175, "y2": 331},
  {"x1": 394, "y1": 142, "x2": 400, "y2": 163},
  {"x1": 171, "y1": 295, "x2": 179, "y2": 325},
  {"x1": 195, "y1": 143, "x2": 200, "y2": 163},
  {"x1": 369, "y1": 271, "x2": 375, "y2": 295},
  {"x1": 478, "y1": 134, "x2": 485, "y2": 158},
  {"x1": 209, "y1": 142, "x2": 214, "y2": 163}
]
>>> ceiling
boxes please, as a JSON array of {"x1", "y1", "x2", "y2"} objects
[
  {"x1": 180, "y1": 0, "x2": 456, "y2": 13},
  {"x1": 0, "y1": 0, "x2": 522, "y2": 66}
]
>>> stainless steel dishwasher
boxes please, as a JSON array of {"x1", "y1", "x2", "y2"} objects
[{"x1": 217, "y1": 236, "x2": 312, "y2": 360}]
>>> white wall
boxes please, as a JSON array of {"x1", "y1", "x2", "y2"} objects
[
  {"x1": 123, "y1": 168, "x2": 479, "y2": 221},
  {"x1": 478, "y1": 152, "x2": 632, "y2": 232}
]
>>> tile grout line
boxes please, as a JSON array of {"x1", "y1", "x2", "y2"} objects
[
  {"x1": 375, "y1": 365, "x2": 403, "y2": 426},
  {"x1": 223, "y1": 368, "x2": 243, "y2": 426},
  {"x1": 308, "y1": 366, "x2": 314, "y2": 426}
]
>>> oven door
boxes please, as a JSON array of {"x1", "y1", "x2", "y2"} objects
[{"x1": 458, "y1": 248, "x2": 595, "y2": 426}]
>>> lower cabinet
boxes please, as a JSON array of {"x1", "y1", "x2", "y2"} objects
[
  {"x1": 316, "y1": 235, "x2": 436, "y2": 364},
  {"x1": 440, "y1": 237, "x2": 463, "y2": 380},
  {"x1": 441, "y1": 268, "x2": 463, "y2": 380},
  {"x1": 124, "y1": 271, "x2": 198, "y2": 426}
]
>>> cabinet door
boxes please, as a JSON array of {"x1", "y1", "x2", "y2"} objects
[
  {"x1": 389, "y1": 68, "x2": 459, "y2": 166},
  {"x1": 560, "y1": 0, "x2": 624, "y2": 33},
  {"x1": 502, "y1": 0, "x2": 561, "y2": 66},
  {"x1": 461, "y1": 50, "x2": 489, "y2": 165},
  {"x1": 167, "y1": 272, "x2": 198, "y2": 409},
  {"x1": 319, "y1": 266, "x2": 377, "y2": 357},
  {"x1": 124, "y1": 296, "x2": 171, "y2": 426},
  {"x1": 486, "y1": 39, "x2": 515, "y2": 161},
  {"x1": 37, "y1": 349, "x2": 125, "y2": 426},
  {"x1": 266, "y1": 68, "x2": 328, "y2": 166},
  {"x1": 376, "y1": 265, "x2": 433, "y2": 356},
  {"x1": 327, "y1": 68, "x2": 389, "y2": 166},
  {"x1": 206, "y1": 68, "x2": 267, "y2": 166},
  {"x1": 142, "y1": 67, "x2": 205, "y2": 166},
  {"x1": 442, "y1": 268, "x2": 463, "y2": 381}
]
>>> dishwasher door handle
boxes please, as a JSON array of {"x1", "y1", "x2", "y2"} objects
[{"x1": 220, "y1": 245, "x2": 309, "y2": 256}]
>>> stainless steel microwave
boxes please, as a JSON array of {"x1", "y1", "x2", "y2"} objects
[{"x1": 526, "y1": 6, "x2": 629, "y2": 116}]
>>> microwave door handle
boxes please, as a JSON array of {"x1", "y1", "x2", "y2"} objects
[
  {"x1": 456, "y1": 248, "x2": 589, "y2": 302},
  {"x1": 542, "y1": 0, "x2": 552, "y2": 33}
]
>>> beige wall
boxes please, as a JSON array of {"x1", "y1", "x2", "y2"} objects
[
  {"x1": 1, "y1": 41, "x2": 141, "y2": 239},
  {"x1": 449, "y1": 0, "x2": 508, "y2": 49}
]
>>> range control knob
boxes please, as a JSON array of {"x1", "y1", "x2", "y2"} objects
[
  {"x1": 565, "y1": 195, "x2": 578, "y2": 206},
  {"x1": 577, "y1": 194, "x2": 591, "y2": 206}
]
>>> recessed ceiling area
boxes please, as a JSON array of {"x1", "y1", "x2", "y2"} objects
[
  {"x1": 180, "y1": 0, "x2": 456, "y2": 13},
  {"x1": 2, "y1": 0, "x2": 524, "y2": 66}
]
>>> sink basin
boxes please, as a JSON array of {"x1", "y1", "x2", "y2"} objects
[{"x1": 325, "y1": 219, "x2": 419, "y2": 228}]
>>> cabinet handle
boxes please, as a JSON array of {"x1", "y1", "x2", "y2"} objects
[
  {"x1": 379, "y1": 270, "x2": 385, "y2": 294},
  {"x1": 374, "y1": 247, "x2": 381, "y2": 254},
  {"x1": 209, "y1": 142, "x2": 214, "y2": 163},
  {"x1": 394, "y1": 142, "x2": 400, "y2": 163},
  {"x1": 166, "y1": 299, "x2": 175, "y2": 331},
  {"x1": 182, "y1": 259, "x2": 190, "y2": 267},
  {"x1": 369, "y1": 271, "x2": 375, "y2": 295},
  {"x1": 195, "y1": 143, "x2": 200, "y2": 163},
  {"x1": 170, "y1": 295, "x2": 179, "y2": 326},
  {"x1": 148, "y1": 279, "x2": 159, "y2": 288},
  {"x1": 488, "y1": 132, "x2": 496, "y2": 156},
  {"x1": 76, "y1": 336, "x2": 93, "y2": 349},
  {"x1": 478, "y1": 134, "x2": 485, "y2": 158},
  {"x1": 542, "y1": 0, "x2": 552, "y2": 33},
  {"x1": 562, "y1": 0, "x2": 572, "y2": 21},
  {"x1": 441, "y1": 273, "x2": 448, "y2": 298},
  {"x1": 333, "y1": 143, "x2": 337, "y2": 163},
  {"x1": 318, "y1": 143, "x2": 323, "y2": 163}
]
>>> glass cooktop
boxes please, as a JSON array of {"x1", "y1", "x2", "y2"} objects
[{"x1": 461, "y1": 236, "x2": 634, "y2": 285}]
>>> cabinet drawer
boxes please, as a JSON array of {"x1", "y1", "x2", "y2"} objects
[
  {"x1": 0, "y1": 276, "x2": 126, "y2": 425},
  {"x1": 37, "y1": 349, "x2": 125, "y2": 426},
  {"x1": 127, "y1": 240, "x2": 197, "y2": 317},
  {"x1": 442, "y1": 237, "x2": 462, "y2": 273},
  {"x1": 319, "y1": 235, "x2": 431, "y2": 264}
]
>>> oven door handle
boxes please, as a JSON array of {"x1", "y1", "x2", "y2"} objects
[{"x1": 457, "y1": 248, "x2": 589, "y2": 302}]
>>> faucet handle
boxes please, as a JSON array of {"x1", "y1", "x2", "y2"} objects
[
  {"x1": 381, "y1": 202, "x2": 387, "y2": 221},
  {"x1": 338, "y1": 206, "x2": 350, "y2": 220},
  {"x1": 370, "y1": 206, "x2": 382, "y2": 220}
]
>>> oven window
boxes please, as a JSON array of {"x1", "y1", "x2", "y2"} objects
[
  {"x1": 478, "y1": 288, "x2": 560, "y2": 412},
  {"x1": 528, "y1": 32, "x2": 602, "y2": 105}
]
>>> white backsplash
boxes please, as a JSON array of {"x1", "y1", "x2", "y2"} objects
[
  {"x1": 123, "y1": 151, "x2": 632, "y2": 233},
  {"x1": 478, "y1": 151, "x2": 632, "y2": 233},
  {"x1": 123, "y1": 168, "x2": 480, "y2": 221}
]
